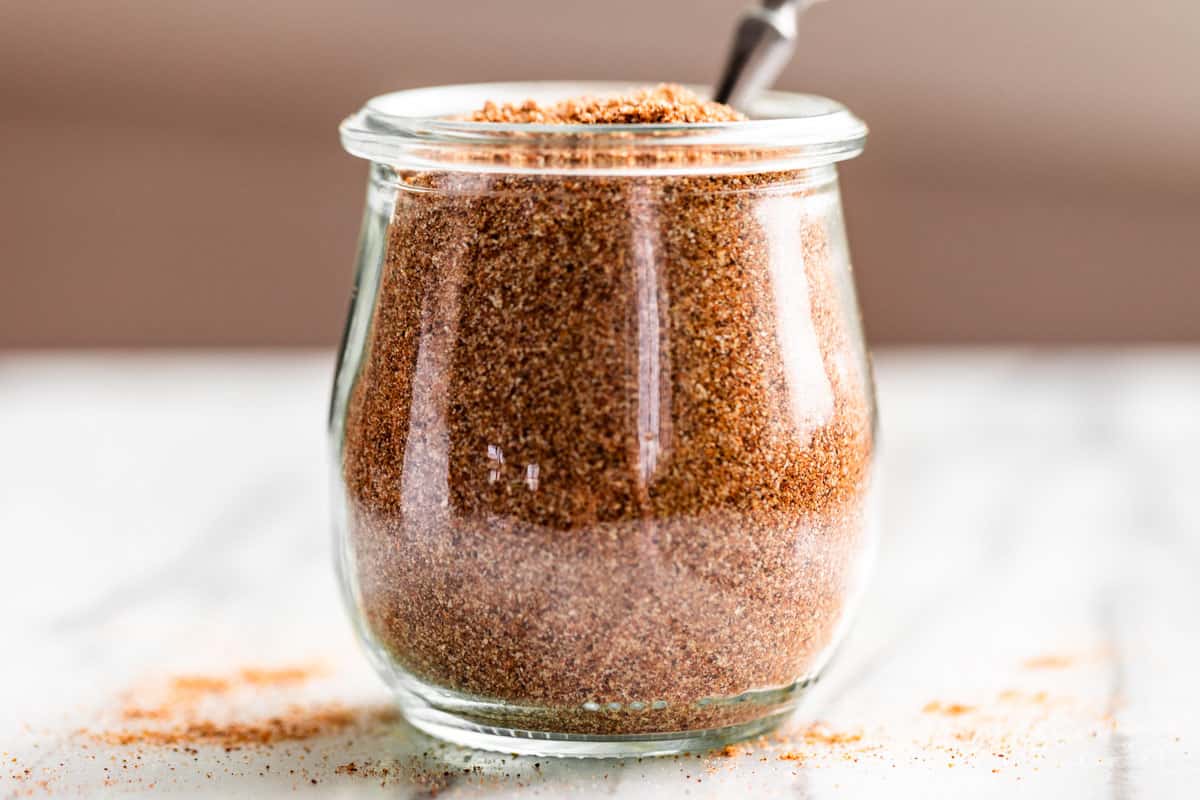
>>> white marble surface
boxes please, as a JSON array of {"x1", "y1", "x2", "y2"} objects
[{"x1": 3, "y1": 350, "x2": 1199, "y2": 798}]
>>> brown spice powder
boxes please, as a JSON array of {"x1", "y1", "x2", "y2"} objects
[
  {"x1": 95, "y1": 706, "x2": 366, "y2": 748},
  {"x1": 342, "y1": 85, "x2": 875, "y2": 735},
  {"x1": 1022, "y1": 654, "x2": 1075, "y2": 670},
  {"x1": 469, "y1": 83, "x2": 746, "y2": 124},
  {"x1": 84, "y1": 665, "x2": 396, "y2": 750},
  {"x1": 798, "y1": 723, "x2": 864, "y2": 745},
  {"x1": 923, "y1": 702, "x2": 977, "y2": 717}
]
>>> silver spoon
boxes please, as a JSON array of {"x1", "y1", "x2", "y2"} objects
[{"x1": 713, "y1": 0, "x2": 823, "y2": 110}]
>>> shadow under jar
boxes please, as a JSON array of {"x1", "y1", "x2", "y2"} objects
[{"x1": 333, "y1": 82, "x2": 878, "y2": 757}]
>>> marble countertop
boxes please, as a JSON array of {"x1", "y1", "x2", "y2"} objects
[{"x1": 3, "y1": 350, "x2": 1198, "y2": 798}]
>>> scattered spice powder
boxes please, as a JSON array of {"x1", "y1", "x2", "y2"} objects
[
  {"x1": 95, "y1": 706, "x2": 370, "y2": 748},
  {"x1": 799, "y1": 722, "x2": 864, "y2": 745},
  {"x1": 169, "y1": 676, "x2": 231, "y2": 695},
  {"x1": 1022, "y1": 654, "x2": 1075, "y2": 670},
  {"x1": 998, "y1": 690, "x2": 1049, "y2": 704},
  {"x1": 238, "y1": 666, "x2": 319, "y2": 686},
  {"x1": 923, "y1": 702, "x2": 976, "y2": 716},
  {"x1": 696, "y1": 722, "x2": 867, "y2": 763},
  {"x1": 83, "y1": 665, "x2": 396, "y2": 750},
  {"x1": 2, "y1": 683, "x2": 1129, "y2": 793},
  {"x1": 342, "y1": 84, "x2": 875, "y2": 736}
]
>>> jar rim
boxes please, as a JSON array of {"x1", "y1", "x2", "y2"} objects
[{"x1": 339, "y1": 81, "x2": 867, "y2": 175}]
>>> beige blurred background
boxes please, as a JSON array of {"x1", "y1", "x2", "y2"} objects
[{"x1": 2, "y1": 0, "x2": 1198, "y2": 348}]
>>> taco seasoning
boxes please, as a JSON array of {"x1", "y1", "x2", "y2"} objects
[{"x1": 334, "y1": 83, "x2": 877, "y2": 757}]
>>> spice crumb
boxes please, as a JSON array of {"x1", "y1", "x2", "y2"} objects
[
  {"x1": 923, "y1": 702, "x2": 976, "y2": 716},
  {"x1": 1022, "y1": 655, "x2": 1075, "y2": 670}
]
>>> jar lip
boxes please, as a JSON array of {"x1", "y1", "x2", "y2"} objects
[{"x1": 340, "y1": 81, "x2": 867, "y2": 174}]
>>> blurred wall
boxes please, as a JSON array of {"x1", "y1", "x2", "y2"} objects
[{"x1": 2, "y1": 0, "x2": 1198, "y2": 347}]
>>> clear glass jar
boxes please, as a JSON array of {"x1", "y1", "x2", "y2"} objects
[{"x1": 333, "y1": 82, "x2": 877, "y2": 757}]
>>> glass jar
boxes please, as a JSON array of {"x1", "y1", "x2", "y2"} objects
[{"x1": 333, "y1": 82, "x2": 877, "y2": 757}]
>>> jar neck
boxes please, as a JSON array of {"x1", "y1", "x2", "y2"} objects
[{"x1": 341, "y1": 82, "x2": 866, "y2": 176}]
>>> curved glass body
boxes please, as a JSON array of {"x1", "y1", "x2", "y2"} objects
[{"x1": 332, "y1": 83, "x2": 878, "y2": 756}]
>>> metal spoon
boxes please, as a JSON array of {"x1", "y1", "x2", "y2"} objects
[{"x1": 713, "y1": 0, "x2": 823, "y2": 110}]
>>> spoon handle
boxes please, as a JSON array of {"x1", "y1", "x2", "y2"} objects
[{"x1": 713, "y1": 0, "x2": 808, "y2": 109}]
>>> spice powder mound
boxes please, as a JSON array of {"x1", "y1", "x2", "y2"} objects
[{"x1": 341, "y1": 84, "x2": 876, "y2": 735}]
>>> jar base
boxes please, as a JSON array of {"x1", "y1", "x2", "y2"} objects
[
  {"x1": 387, "y1": 675, "x2": 805, "y2": 758},
  {"x1": 400, "y1": 698, "x2": 796, "y2": 758}
]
